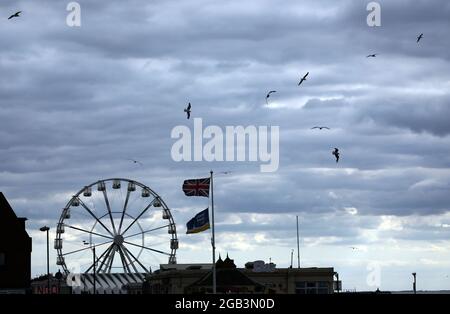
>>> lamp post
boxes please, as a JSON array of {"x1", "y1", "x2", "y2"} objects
[
  {"x1": 40, "y1": 226, "x2": 50, "y2": 294},
  {"x1": 83, "y1": 241, "x2": 96, "y2": 294},
  {"x1": 93, "y1": 245, "x2": 96, "y2": 294},
  {"x1": 412, "y1": 272, "x2": 417, "y2": 294}
]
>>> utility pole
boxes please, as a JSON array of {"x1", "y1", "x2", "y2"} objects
[
  {"x1": 84, "y1": 240, "x2": 97, "y2": 294},
  {"x1": 296, "y1": 216, "x2": 300, "y2": 268},
  {"x1": 93, "y1": 245, "x2": 96, "y2": 294},
  {"x1": 40, "y1": 226, "x2": 50, "y2": 294}
]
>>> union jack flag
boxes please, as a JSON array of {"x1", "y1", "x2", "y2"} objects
[{"x1": 182, "y1": 178, "x2": 210, "y2": 197}]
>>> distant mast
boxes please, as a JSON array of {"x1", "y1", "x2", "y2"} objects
[{"x1": 297, "y1": 215, "x2": 300, "y2": 268}]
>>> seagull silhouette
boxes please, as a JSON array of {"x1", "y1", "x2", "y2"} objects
[
  {"x1": 311, "y1": 126, "x2": 330, "y2": 130},
  {"x1": 417, "y1": 33, "x2": 424, "y2": 43},
  {"x1": 8, "y1": 11, "x2": 22, "y2": 20},
  {"x1": 127, "y1": 159, "x2": 143, "y2": 166},
  {"x1": 298, "y1": 72, "x2": 309, "y2": 86},
  {"x1": 366, "y1": 54, "x2": 378, "y2": 58},
  {"x1": 265, "y1": 91, "x2": 277, "y2": 105},
  {"x1": 349, "y1": 247, "x2": 358, "y2": 250},
  {"x1": 184, "y1": 103, "x2": 191, "y2": 119},
  {"x1": 332, "y1": 148, "x2": 340, "y2": 163}
]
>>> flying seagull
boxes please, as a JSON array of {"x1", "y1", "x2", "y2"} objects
[
  {"x1": 366, "y1": 54, "x2": 378, "y2": 58},
  {"x1": 127, "y1": 159, "x2": 143, "y2": 166},
  {"x1": 265, "y1": 91, "x2": 277, "y2": 105},
  {"x1": 184, "y1": 102, "x2": 191, "y2": 119},
  {"x1": 311, "y1": 126, "x2": 330, "y2": 130},
  {"x1": 332, "y1": 148, "x2": 340, "y2": 163},
  {"x1": 417, "y1": 33, "x2": 424, "y2": 43},
  {"x1": 8, "y1": 11, "x2": 22, "y2": 20},
  {"x1": 298, "y1": 72, "x2": 309, "y2": 86},
  {"x1": 350, "y1": 247, "x2": 358, "y2": 250}
]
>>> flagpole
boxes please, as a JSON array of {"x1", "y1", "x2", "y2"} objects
[
  {"x1": 296, "y1": 215, "x2": 300, "y2": 268},
  {"x1": 210, "y1": 170, "x2": 216, "y2": 294}
]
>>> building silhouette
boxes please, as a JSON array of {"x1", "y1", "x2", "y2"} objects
[
  {"x1": 31, "y1": 272, "x2": 72, "y2": 294},
  {"x1": 0, "y1": 192, "x2": 32, "y2": 294},
  {"x1": 185, "y1": 255, "x2": 265, "y2": 294},
  {"x1": 144, "y1": 254, "x2": 337, "y2": 294}
]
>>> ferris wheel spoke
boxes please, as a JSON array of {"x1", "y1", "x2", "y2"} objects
[
  {"x1": 117, "y1": 245, "x2": 132, "y2": 274},
  {"x1": 123, "y1": 224, "x2": 171, "y2": 240},
  {"x1": 105, "y1": 247, "x2": 117, "y2": 273},
  {"x1": 120, "y1": 198, "x2": 156, "y2": 236},
  {"x1": 109, "y1": 249, "x2": 118, "y2": 273},
  {"x1": 61, "y1": 240, "x2": 111, "y2": 257},
  {"x1": 97, "y1": 245, "x2": 115, "y2": 273},
  {"x1": 118, "y1": 189, "x2": 131, "y2": 234},
  {"x1": 64, "y1": 224, "x2": 114, "y2": 241},
  {"x1": 144, "y1": 240, "x2": 171, "y2": 248},
  {"x1": 121, "y1": 245, "x2": 150, "y2": 274},
  {"x1": 84, "y1": 244, "x2": 113, "y2": 274},
  {"x1": 120, "y1": 245, "x2": 140, "y2": 274},
  {"x1": 102, "y1": 248, "x2": 113, "y2": 274},
  {"x1": 102, "y1": 189, "x2": 118, "y2": 235},
  {"x1": 78, "y1": 198, "x2": 115, "y2": 237},
  {"x1": 98, "y1": 244, "x2": 116, "y2": 272},
  {"x1": 123, "y1": 240, "x2": 171, "y2": 256}
]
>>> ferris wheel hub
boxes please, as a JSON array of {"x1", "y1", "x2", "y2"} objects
[{"x1": 114, "y1": 234, "x2": 124, "y2": 246}]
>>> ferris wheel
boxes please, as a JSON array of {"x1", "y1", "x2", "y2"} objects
[{"x1": 55, "y1": 178, "x2": 178, "y2": 277}]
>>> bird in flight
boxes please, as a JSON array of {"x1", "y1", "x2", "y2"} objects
[
  {"x1": 298, "y1": 72, "x2": 309, "y2": 86},
  {"x1": 332, "y1": 148, "x2": 340, "y2": 163},
  {"x1": 8, "y1": 11, "x2": 22, "y2": 20},
  {"x1": 417, "y1": 33, "x2": 424, "y2": 43},
  {"x1": 127, "y1": 159, "x2": 143, "y2": 166},
  {"x1": 219, "y1": 171, "x2": 232, "y2": 175},
  {"x1": 366, "y1": 54, "x2": 378, "y2": 58},
  {"x1": 265, "y1": 91, "x2": 277, "y2": 105},
  {"x1": 349, "y1": 247, "x2": 358, "y2": 250},
  {"x1": 184, "y1": 102, "x2": 191, "y2": 119},
  {"x1": 311, "y1": 126, "x2": 330, "y2": 130}
]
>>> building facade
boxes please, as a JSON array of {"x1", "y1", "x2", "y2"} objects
[
  {"x1": 31, "y1": 272, "x2": 144, "y2": 294},
  {"x1": 0, "y1": 193, "x2": 32, "y2": 294},
  {"x1": 145, "y1": 255, "x2": 337, "y2": 294},
  {"x1": 30, "y1": 273, "x2": 72, "y2": 294}
]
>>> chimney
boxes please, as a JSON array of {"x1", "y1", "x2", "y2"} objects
[{"x1": 18, "y1": 217, "x2": 28, "y2": 230}]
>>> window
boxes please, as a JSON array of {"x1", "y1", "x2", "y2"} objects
[
  {"x1": 318, "y1": 281, "x2": 329, "y2": 288},
  {"x1": 306, "y1": 282, "x2": 316, "y2": 288},
  {"x1": 296, "y1": 282, "x2": 306, "y2": 288},
  {"x1": 295, "y1": 281, "x2": 331, "y2": 294},
  {"x1": 295, "y1": 281, "x2": 308, "y2": 294},
  {"x1": 318, "y1": 281, "x2": 330, "y2": 294}
]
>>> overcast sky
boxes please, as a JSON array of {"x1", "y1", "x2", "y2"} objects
[{"x1": 1, "y1": 0, "x2": 450, "y2": 292}]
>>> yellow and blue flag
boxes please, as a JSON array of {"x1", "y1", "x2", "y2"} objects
[{"x1": 186, "y1": 208, "x2": 210, "y2": 234}]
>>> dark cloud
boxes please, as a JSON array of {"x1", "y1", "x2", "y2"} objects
[{"x1": 1, "y1": 0, "x2": 450, "y2": 290}]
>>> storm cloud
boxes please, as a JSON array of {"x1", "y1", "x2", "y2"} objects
[{"x1": 1, "y1": 0, "x2": 450, "y2": 291}]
